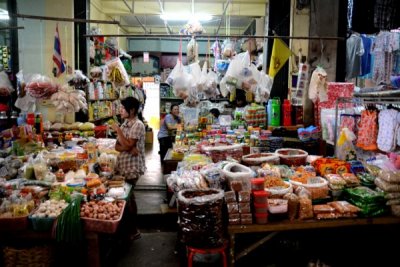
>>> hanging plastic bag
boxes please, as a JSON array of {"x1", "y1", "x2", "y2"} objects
[
  {"x1": 166, "y1": 59, "x2": 191, "y2": 100},
  {"x1": 0, "y1": 71, "x2": 14, "y2": 96},
  {"x1": 204, "y1": 68, "x2": 219, "y2": 98},
  {"x1": 222, "y1": 39, "x2": 235, "y2": 59},
  {"x1": 336, "y1": 127, "x2": 357, "y2": 161},
  {"x1": 198, "y1": 61, "x2": 208, "y2": 92},
  {"x1": 187, "y1": 37, "x2": 198, "y2": 64},
  {"x1": 308, "y1": 66, "x2": 328, "y2": 103},
  {"x1": 211, "y1": 40, "x2": 221, "y2": 72},
  {"x1": 254, "y1": 73, "x2": 273, "y2": 103},
  {"x1": 188, "y1": 61, "x2": 202, "y2": 89},
  {"x1": 25, "y1": 74, "x2": 60, "y2": 99},
  {"x1": 106, "y1": 57, "x2": 130, "y2": 87}
]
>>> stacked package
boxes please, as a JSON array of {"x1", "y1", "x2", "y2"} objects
[
  {"x1": 344, "y1": 186, "x2": 387, "y2": 217},
  {"x1": 225, "y1": 179, "x2": 252, "y2": 225},
  {"x1": 374, "y1": 170, "x2": 400, "y2": 217},
  {"x1": 313, "y1": 201, "x2": 360, "y2": 220}
]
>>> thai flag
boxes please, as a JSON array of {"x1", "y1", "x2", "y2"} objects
[{"x1": 52, "y1": 23, "x2": 65, "y2": 77}]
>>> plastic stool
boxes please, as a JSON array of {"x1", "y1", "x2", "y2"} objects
[{"x1": 187, "y1": 243, "x2": 227, "y2": 267}]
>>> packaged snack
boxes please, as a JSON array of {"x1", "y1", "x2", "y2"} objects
[
  {"x1": 224, "y1": 191, "x2": 237, "y2": 203},
  {"x1": 298, "y1": 197, "x2": 313, "y2": 219},
  {"x1": 375, "y1": 178, "x2": 400, "y2": 192},
  {"x1": 316, "y1": 212, "x2": 338, "y2": 220},
  {"x1": 325, "y1": 174, "x2": 346, "y2": 190},
  {"x1": 227, "y1": 203, "x2": 239, "y2": 214},
  {"x1": 239, "y1": 202, "x2": 251, "y2": 213},
  {"x1": 283, "y1": 193, "x2": 299, "y2": 221},
  {"x1": 313, "y1": 204, "x2": 335, "y2": 214},
  {"x1": 240, "y1": 213, "x2": 253, "y2": 225},
  {"x1": 328, "y1": 201, "x2": 360, "y2": 214},
  {"x1": 341, "y1": 173, "x2": 360, "y2": 187},
  {"x1": 238, "y1": 191, "x2": 251, "y2": 203},
  {"x1": 229, "y1": 213, "x2": 241, "y2": 225}
]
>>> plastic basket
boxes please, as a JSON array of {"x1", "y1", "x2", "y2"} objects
[
  {"x1": 29, "y1": 216, "x2": 55, "y2": 232},
  {"x1": 3, "y1": 246, "x2": 53, "y2": 267},
  {"x1": 275, "y1": 148, "x2": 308, "y2": 166},
  {"x1": 81, "y1": 200, "x2": 126, "y2": 233}
]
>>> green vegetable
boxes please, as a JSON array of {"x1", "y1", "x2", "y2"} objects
[{"x1": 56, "y1": 194, "x2": 83, "y2": 243}]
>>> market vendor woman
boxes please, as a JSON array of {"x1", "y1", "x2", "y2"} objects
[
  {"x1": 111, "y1": 96, "x2": 145, "y2": 240},
  {"x1": 158, "y1": 104, "x2": 182, "y2": 164}
]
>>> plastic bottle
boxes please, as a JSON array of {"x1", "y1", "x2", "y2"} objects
[
  {"x1": 282, "y1": 99, "x2": 292, "y2": 126},
  {"x1": 17, "y1": 113, "x2": 26, "y2": 126},
  {"x1": 270, "y1": 98, "x2": 281, "y2": 126},
  {"x1": 267, "y1": 99, "x2": 272, "y2": 126},
  {"x1": 26, "y1": 113, "x2": 35, "y2": 127}
]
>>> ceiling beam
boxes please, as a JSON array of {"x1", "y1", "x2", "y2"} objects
[
  {"x1": 122, "y1": 0, "x2": 147, "y2": 33},
  {"x1": 216, "y1": 0, "x2": 232, "y2": 34},
  {"x1": 157, "y1": 0, "x2": 173, "y2": 34}
]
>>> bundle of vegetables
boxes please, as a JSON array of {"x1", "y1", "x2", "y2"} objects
[
  {"x1": 50, "y1": 86, "x2": 87, "y2": 113},
  {"x1": 55, "y1": 194, "x2": 83, "y2": 243},
  {"x1": 25, "y1": 74, "x2": 60, "y2": 99}
]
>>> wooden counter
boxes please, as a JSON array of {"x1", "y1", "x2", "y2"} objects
[
  {"x1": 162, "y1": 148, "x2": 182, "y2": 175},
  {"x1": 227, "y1": 216, "x2": 400, "y2": 267}
]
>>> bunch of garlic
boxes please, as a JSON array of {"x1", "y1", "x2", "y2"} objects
[{"x1": 31, "y1": 199, "x2": 68, "y2": 219}]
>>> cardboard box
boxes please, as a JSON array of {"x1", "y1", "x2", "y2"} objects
[{"x1": 145, "y1": 131, "x2": 153, "y2": 144}]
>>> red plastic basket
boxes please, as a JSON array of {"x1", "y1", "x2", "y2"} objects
[{"x1": 81, "y1": 201, "x2": 125, "y2": 233}]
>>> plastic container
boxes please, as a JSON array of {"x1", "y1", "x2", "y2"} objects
[
  {"x1": 268, "y1": 199, "x2": 288, "y2": 214},
  {"x1": 251, "y1": 178, "x2": 265, "y2": 191},
  {"x1": 82, "y1": 201, "x2": 126, "y2": 233},
  {"x1": 29, "y1": 216, "x2": 55, "y2": 232},
  {"x1": 265, "y1": 181, "x2": 293, "y2": 198},
  {"x1": 255, "y1": 212, "x2": 268, "y2": 224},
  {"x1": 270, "y1": 97, "x2": 281, "y2": 126},
  {"x1": 290, "y1": 177, "x2": 329, "y2": 200},
  {"x1": 282, "y1": 99, "x2": 292, "y2": 126},
  {"x1": 275, "y1": 148, "x2": 308, "y2": 166},
  {"x1": 253, "y1": 190, "x2": 268, "y2": 203},
  {"x1": 242, "y1": 153, "x2": 280, "y2": 166},
  {"x1": 254, "y1": 202, "x2": 268, "y2": 213}
]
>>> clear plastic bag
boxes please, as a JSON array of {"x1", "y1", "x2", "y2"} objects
[
  {"x1": 0, "y1": 71, "x2": 14, "y2": 96},
  {"x1": 25, "y1": 73, "x2": 59, "y2": 99},
  {"x1": 222, "y1": 39, "x2": 235, "y2": 59},
  {"x1": 187, "y1": 37, "x2": 198, "y2": 64},
  {"x1": 166, "y1": 59, "x2": 192, "y2": 100},
  {"x1": 106, "y1": 58, "x2": 130, "y2": 87}
]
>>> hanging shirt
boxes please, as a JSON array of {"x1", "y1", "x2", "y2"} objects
[
  {"x1": 346, "y1": 34, "x2": 365, "y2": 80},
  {"x1": 372, "y1": 31, "x2": 399, "y2": 85},
  {"x1": 360, "y1": 35, "x2": 373, "y2": 76}
]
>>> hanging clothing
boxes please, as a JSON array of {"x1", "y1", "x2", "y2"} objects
[
  {"x1": 356, "y1": 110, "x2": 378, "y2": 151},
  {"x1": 377, "y1": 109, "x2": 399, "y2": 152},
  {"x1": 346, "y1": 34, "x2": 365, "y2": 80},
  {"x1": 360, "y1": 35, "x2": 373, "y2": 76},
  {"x1": 372, "y1": 31, "x2": 399, "y2": 85},
  {"x1": 374, "y1": 0, "x2": 400, "y2": 30}
]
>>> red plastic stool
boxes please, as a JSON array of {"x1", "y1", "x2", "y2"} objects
[{"x1": 187, "y1": 243, "x2": 227, "y2": 267}]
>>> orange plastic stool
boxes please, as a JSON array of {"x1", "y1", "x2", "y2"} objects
[{"x1": 187, "y1": 243, "x2": 227, "y2": 267}]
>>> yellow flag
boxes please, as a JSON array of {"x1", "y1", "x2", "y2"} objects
[{"x1": 268, "y1": 38, "x2": 292, "y2": 78}]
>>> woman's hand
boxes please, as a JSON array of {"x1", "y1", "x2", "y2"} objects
[{"x1": 111, "y1": 123, "x2": 120, "y2": 134}]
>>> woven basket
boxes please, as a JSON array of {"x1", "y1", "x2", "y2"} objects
[{"x1": 3, "y1": 246, "x2": 53, "y2": 267}]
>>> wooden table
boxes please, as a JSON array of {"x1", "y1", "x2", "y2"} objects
[{"x1": 227, "y1": 217, "x2": 400, "y2": 267}]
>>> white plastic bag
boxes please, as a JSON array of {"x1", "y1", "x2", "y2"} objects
[
  {"x1": 166, "y1": 59, "x2": 192, "y2": 100},
  {"x1": 0, "y1": 71, "x2": 14, "y2": 96},
  {"x1": 187, "y1": 37, "x2": 198, "y2": 64}
]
